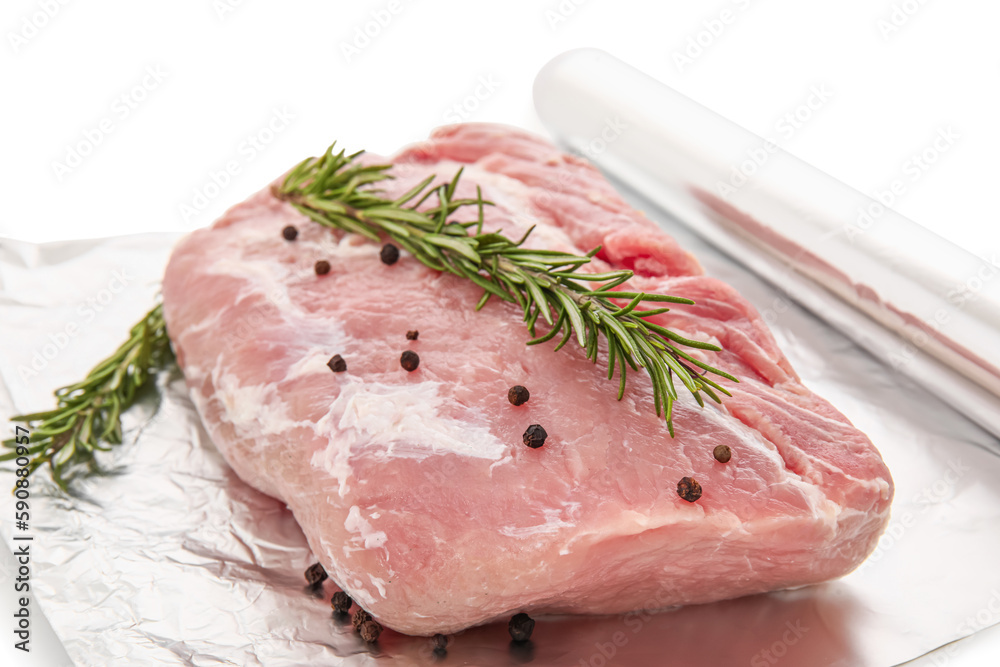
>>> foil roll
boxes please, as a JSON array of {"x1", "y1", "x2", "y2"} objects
[{"x1": 533, "y1": 48, "x2": 1000, "y2": 440}]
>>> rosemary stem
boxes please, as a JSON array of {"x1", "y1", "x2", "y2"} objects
[
  {"x1": 274, "y1": 144, "x2": 737, "y2": 432},
  {"x1": 2, "y1": 303, "x2": 172, "y2": 489}
]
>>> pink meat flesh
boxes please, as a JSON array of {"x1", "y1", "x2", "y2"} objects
[{"x1": 161, "y1": 123, "x2": 893, "y2": 636}]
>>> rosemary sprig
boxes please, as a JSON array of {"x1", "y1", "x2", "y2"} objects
[
  {"x1": 274, "y1": 144, "x2": 738, "y2": 434},
  {"x1": 5, "y1": 141, "x2": 738, "y2": 489},
  {"x1": 1, "y1": 303, "x2": 172, "y2": 489}
]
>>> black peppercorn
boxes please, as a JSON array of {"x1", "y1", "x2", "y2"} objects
[
  {"x1": 304, "y1": 562, "x2": 327, "y2": 587},
  {"x1": 380, "y1": 243, "x2": 400, "y2": 265},
  {"x1": 677, "y1": 476, "x2": 703, "y2": 503},
  {"x1": 282, "y1": 225, "x2": 298, "y2": 241},
  {"x1": 315, "y1": 260, "x2": 331, "y2": 275},
  {"x1": 352, "y1": 609, "x2": 372, "y2": 631},
  {"x1": 713, "y1": 444, "x2": 732, "y2": 463},
  {"x1": 327, "y1": 354, "x2": 347, "y2": 373},
  {"x1": 359, "y1": 619, "x2": 383, "y2": 643},
  {"x1": 406, "y1": 330, "x2": 419, "y2": 340},
  {"x1": 331, "y1": 591, "x2": 353, "y2": 614},
  {"x1": 400, "y1": 350, "x2": 420, "y2": 372},
  {"x1": 508, "y1": 613, "x2": 535, "y2": 642},
  {"x1": 508, "y1": 385, "x2": 530, "y2": 406},
  {"x1": 432, "y1": 633, "x2": 448, "y2": 653},
  {"x1": 522, "y1": 424, "x2": 547, "y2": 449}
]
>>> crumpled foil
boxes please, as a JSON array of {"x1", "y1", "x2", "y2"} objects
[{"x1": 2, "y1": 212, "x2": 1000, "y2": 665}]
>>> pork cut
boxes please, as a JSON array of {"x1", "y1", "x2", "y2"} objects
[{"x1": 160, "y1": 123, "x2": 893, "y2": 636}]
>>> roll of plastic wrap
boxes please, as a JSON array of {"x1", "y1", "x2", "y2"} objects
[{"x1": 534, "y1": 48, "x2": 1000, "y2": 438}]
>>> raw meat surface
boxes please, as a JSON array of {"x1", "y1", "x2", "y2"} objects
[{"x1": 161, "y1": 123, "x2": 893, "y2": 635}]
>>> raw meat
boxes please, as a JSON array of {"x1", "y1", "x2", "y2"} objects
[{"x1": 161, "y1": 123, "x2": 893, "y2": 636}]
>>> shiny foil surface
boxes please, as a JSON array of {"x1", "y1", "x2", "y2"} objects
[
  {"x1": 534, "y1": 48, "x2": 1000, "y2": 441},
  {"x1": 1, "y1": 210, "x2": 1000, "y2": 665}
]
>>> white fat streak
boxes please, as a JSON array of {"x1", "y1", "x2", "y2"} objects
[
  {"x1": 342, "y1": 507, "x2": 390, "y2": 600},
  {"x1": 214, "y1": 371, "x2": 312, "y2": 437},
  {"x1": 209, "y1": 256, "x2": 295, "y2": 314},
  {"x1": 321, "y1": 235, "x2": 381, "y2": 259},
  {"x1": 212, "y1": 342, "x2": 349, "y2": 439},
  {"x1": 285, "y1": 346, "x2": 343, "y2": 381},
  {"x1": 205, "y1": 227, "x2": 379, "y2": 322},
  {"x1": 369, "y1": 575, "x2": 388, "y2": 598},
  {"x1": 210, "y1": 318, "x2": 349, "y2": 439},
  {"x1": 345, "y1": 505, "x2": 388, "y2": 550},
  {"x1": 175, "y1": 307, "x2": 225, "y2": 336},
  {"x1": 311, "y1": 379, "x2": 507, "y2": 496},
  {"x1": 219, "y1": 215, "x2": 377, "y2": 257},
  {"x1": 345, "y1": 578, "x2": 376, "y2": 608},
  {"x1": 318, "y1": 542, "x2": 377, "y2": 608},
  {"x1": 500, "y1": 502, "x2": 581, "y2": 539}
]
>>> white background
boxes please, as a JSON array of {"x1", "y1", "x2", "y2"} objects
[
  {"x1": 1, "y1": 0, "x2": 997, "y2": 259},
  {"x1": 1, "y1": 1, "x2": 998, "y2": 665}
]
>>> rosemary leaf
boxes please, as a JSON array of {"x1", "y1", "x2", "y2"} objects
[
  {"x1": 7, "y1": 138, "x2": 742, "y2": 492},
  {"x1": 1, "y1": 303, "x2": 172, "y2": 489}
]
